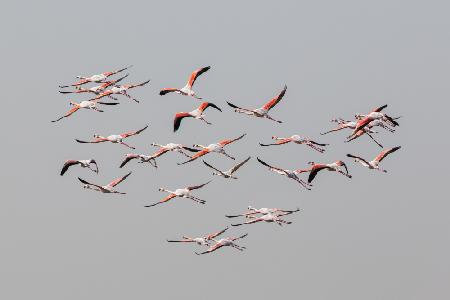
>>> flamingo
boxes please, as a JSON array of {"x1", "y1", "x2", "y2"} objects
[
  {"x1": 60, "y1": 159, "x2": 98, "y2": 176},
  {"x1": 145, "y1": 181, "x2": 211, "y2": 207},
  {"x1": 347, "y1": 146, "x2": 401, "y2": 172},
  {"x1": 173, "y1": 102, "x2": 222, "y2": 132},
  {"x1": 51, "y1": 100, "x2": 119, "y2": 122},
  {"x1": 202, "y1": 156, "x2": 251, "y2": 179},
  {"x1": 159, "y1": 66, "x2": 210, "y2": 99},
  {"x1": 178, "y1": 134, "x2": 246, "y2": 165},
  {"x1": 78, "y1": 171, "x2": 132, "y2": 194},
  {"x1": 59, "y1": 65, "x2": 132, "y2": 88},
  {"x1": 58, "y1": 74, "x2": 129, "y2": 98},
  {"x1": 226, "y1": 206, "x2": 301, "y2": 218},
  {"x1": 119, "y1": 154, "x2": 157, "y2": 168},
  {"x1": 231, "y1": 210, "x2": 301, "y2": 227},
  {"x1": 91, "y1": 79, "x2": 151, "y2": 103},
  {"x1": 296, "y1": 161, "x2": 352, "y2": 184},
  {"x1": 256, "y1": 157, "x2": 311, "y2": 190},
  {"x1": 167, "y1": 227, "x2": 229, "y2": 246},
  {"x1": 348, "y1": 104, "x2": 399, "y2": 140},
  {"x1": 195, "y1": 233, "x2": 248, "y2": 255},
  {"x1": 75, "y1": 125, "x2": 148, "y2": 149},
  {"x1": 260, "y1": 135, "x2": 329, "y2": 153},
  {"x1": 226, "y1": 85, "x2": 287, "y2": 123}
]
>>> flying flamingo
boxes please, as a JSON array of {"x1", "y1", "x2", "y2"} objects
[
  {"x1": 51, "y1": 100, "x2": 119, "y2": 122},
  {"x1": 296, "y1": 161, "x2": 352, "y2": 184},
  {"x1": 348, "y1": 104, "x2": 399, "y2": 140},
  {"x1": 120, "y1": 143, "x2": 201, "y2": 168},
  {"x1": 256, "y1": 157, "x2": 311, "y2": 190},
  {"x1": 260, "y1": 135, "x2": 329, "y2": 153},
  {"x1": 159, "y1": 66, "x2": 210, "y2": 99},
  {"x1": 173, "y1": 102, "x2": 222, "y2": 132},
  {"x1": 91, "y1": 79, "x2": 151, "y2": 103},
  {"x1": 178, "y1": 134, "x2": 246, "y2": 165},
  {"x1": 75, "y1": 125, "x2": 148, "y2": 149},
  {"x1": 231, "y1": 210, "x2": 301, "y2": 227},
  {"x1": 347, "y1": 146, "x2": 401, "y2": 172},
  {"x1": 167, "y1": 227, "x2": 229, "y2": 246},
  {"x1": 195, "y1": 233, "x2": 248, "y2": 255},
  {"x1": 202, "y1": 156, "x2": 251, "y2": 179},
  {"x1": 145, "y1": 181, "x2": 211, "y2": 207},
  {"x1": 119, "y1": 154, "x2": 157, "y2": 168},
  {"x1": 58, "y1": 74, "x2": 129, "y2": 98},
  {"x1": 226, "y1": 85, "x2": 287, "y2": 123},
  {"x1": 59, "y1": 65, "x2": 132, "y2": 88},
  {"x1": 78, "y1": 171, "x2": 132, "y2": 194},
  {"x1": 60, "y1": 159, "x2": 98, "y2": 176},
  {"x1": 226, "y1": 206, "x2": 301, "y2": 218},
  {"x1": 321, "y1": 118, "x2": 384, "y2": 147}
]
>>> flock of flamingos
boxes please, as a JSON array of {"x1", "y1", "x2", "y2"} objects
[{"x1": 54, "y1": 65, "x2": 401, "y2": 255}]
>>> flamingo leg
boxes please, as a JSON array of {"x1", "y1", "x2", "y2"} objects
[
  {"x1": 119, "y1": 141, "x2": 135, "y2": 150},
  {"x1": 122, "y1": 91, "x2": 140, "y2": 103}
]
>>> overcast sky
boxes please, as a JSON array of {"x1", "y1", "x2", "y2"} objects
[{"x1": 1, "y1": 0, "x2": 449, "y2": 299}]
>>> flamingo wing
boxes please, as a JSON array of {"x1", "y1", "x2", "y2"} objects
[
  {"x1": 120, "y1": 124, "x2": 148, "y2": 138},
  {"x1": 187, "y1": 180, "x2": 212, "y2": 191},
  {"x1": 173, "y1": 112, "x2": 191, "y2": 132},
  {"x1": 218, "y1": 133, "x2": 246, "y2": 146},
  {"x1": 160, "y1": 88, "x2": 181, "y2": 95},
  {"x1": 145, "y1": 193, "x2": 177, "y2": 207},
  {"x1": 51, "y1": 106, "x2": 80, "y2": 122},
  {"x1": 308, "y1": 165, "x2": 327, "y2": 183},
  {"x1": 198, "y1": 102, "x2": 222, "y2": 112},
  {"x1": 206, "y1": 227, "x2": 229, "y2": 240},
  {"x1": 372, "y1": 104, "x2": 388, "y2": 112},
  {"x1": 346, "y1": 154, "x2": 370, "y2": 166},
  {"x1": 259, "y1": 138, "x2": 291, "y2": 146},
  {"x1": 202, "y1": 160, "x2": 222, "y2": 173},
  {"x1": 230, "y1": 156, "x2": 251, "y2": 174},
  {"x1": 119, "y1": 154, "x2": 140, "y2": 168},
  {"x1": 256, "y1": 157, "x2": 285, "y2": 173},
  {"x1": 187, "y1": 66, "x2": 210, "y2": 88},
  {"x1": 78, "y1": 177, "x2": 102, "y2": 189},
  {"x1": 177, "y1": 149, "x2": 210, "y2": 165},
  {"x1": 374, "y1": 146, "x2": 401, "y2": 162},
  {"x1": 107, "y1": 171, "x2": 132, "y2": 188},
  {"x1": 60, "y1": 160, "x2": 79, "y2": 176},
  {"x1": 262, "y1": 85, "x2": 287, "y2": 111}
]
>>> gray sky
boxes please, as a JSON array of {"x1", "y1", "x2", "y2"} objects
[{"x1": 1, "y1": 0, "x2": 449, "y2": 299}]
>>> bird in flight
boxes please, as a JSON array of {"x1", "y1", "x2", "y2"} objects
[
  {"x1": 75, "y1": 125, "x2": 148, "y2": 149},
  {"x1": 231, "y1": 209, "x2": 301, "y2": 227},
  {"x1": 195, "y1": 233, "x2": 248, "y2": 255},
  {"x1": 91, "y1": 79, "x2": 151, "y2": 103},
  {"x1": 119, "y1": 154, "x2": 157, "y2": 169},
  {"x1": 59, "y1": 65, "x2": 132, "y2": 88},
  {"x1": 145, "y1": 181, "x2": 212, "y2": 207},
  {"x1": 58, "y1": 74, "x2": 129, "y2": 98},
  {"x1": 226, "y1": 206, "x2": 301, "y2": 218},
  {"x1": 51, "y1": 100, "x2": 119, "y2": 122},
  {"x1": 347, "y1": 146, "x2": 401, "y2": 172},
  {"x1": 78, "y1": 172, "x2": 132, "y2": 194},
  {"x1": 160, "y1": 66, "x2": 210, "y2": 99},
  {"x1": 347, "y1": 105, "x2": 399, "y2": 140},
  {"x1": 296, "y1": 160, "x2": 352, "y2": 184},
  {"x1": 227, "y1": 85, "x2": 287, "y2": 123},
  {"x1": 178, "y1": 134, "x2": 246, "y2": 165},
  {"x1": 167, "y1": 227, "x2": 229, "y2": 246},
  {"x1": 256, "y1": 157, "x2": 311, "y2": 190},
  {"x1": 173, "y1": 102, "x2": 222, "y2": 132},
  {"x1": 260, "y1": 135, "x2": 329, "y2": 153},
  {"x1": 60, "y1": 159, "x2": 98, "y2": 176},
  {"x1": 202, "y1": 156, "x2": 251, "y2": 179}
]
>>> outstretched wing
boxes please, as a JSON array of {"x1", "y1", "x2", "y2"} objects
[
  {"x1": 262, "y1": 85, "x2": 287, "y2": 111},
  {"x1": 374, "y1": 146, "x2": 401, "y2": 162},
  {"x1": 160, "y1": 88, "x2": 181, "y2": 95},
  {"x1": 119, "y1": 154, "x2": 139, "y2": 168},
  {"x1": 181, "y1": 146, "x2": 201, "y2": 152},
  {"x1": 206, "y1": 227, "x2": 229, "y2": 240},
  {"x1": 256, "y1": 157, "x2": 285, "y2": 173},
  {"x1": 187, "y1": 180, "x2": 212, "y2": 191},
  {"x1": 107, "y1": 171, "x2": 132, "y2": 187},
  {"x1": 173, "y1": 113, "x2": 191, "y2": 132},
  {"x1": 51, "y1": 106, "x2": 80, "y2": 122},
  {"x1": 145, "y1": 193, "x2": 177, "y2": 207},
  {"x1": 202, "y1": 160, "x2": 223, "y2": 173},
  {"x1": 177, "y1": 149, "x2": 210, "y2": 165},
  {"x1": 218, "y1": 133, "x2": 246, "y2": 147},
  {"x1": 120, "y1": 125, "x2": 148, "y2": 138},
  {"x1": 78, "y1": 177, "x2": 102, "y2": 189},
  {"x1": 199, "y1": 102, "x2": 222, "y2": 112},
  {"x1": 372, "y1": 104, "x2": 388, "y2": 112},
  {"x1": 308, "y1": 165, "x2": 326, "y2": 184},
  {"x1": 226, "y1": 101, "x2": 253, "y2": 112},
  {"x1": 229, "y1": 156, "x2": 251, "y2": 174},
  {"x1": 259, "y1": 138, "x2": 291, "y2": 146},
  {"x1": 346, "y1": 154, "x2": 370, "y2": 166},
  {"x1": 75, "y1": 137, "x2": 108, "y2": 144},
  {"x1": 60, "y1": 160, "x2": 79, "y2": 176},
  {"x1": 127, "y1": 79, "x2": 151, "y2": 89},
  {"x1": 187, "y1": 66, "x2": 210, "y2": 88}
]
